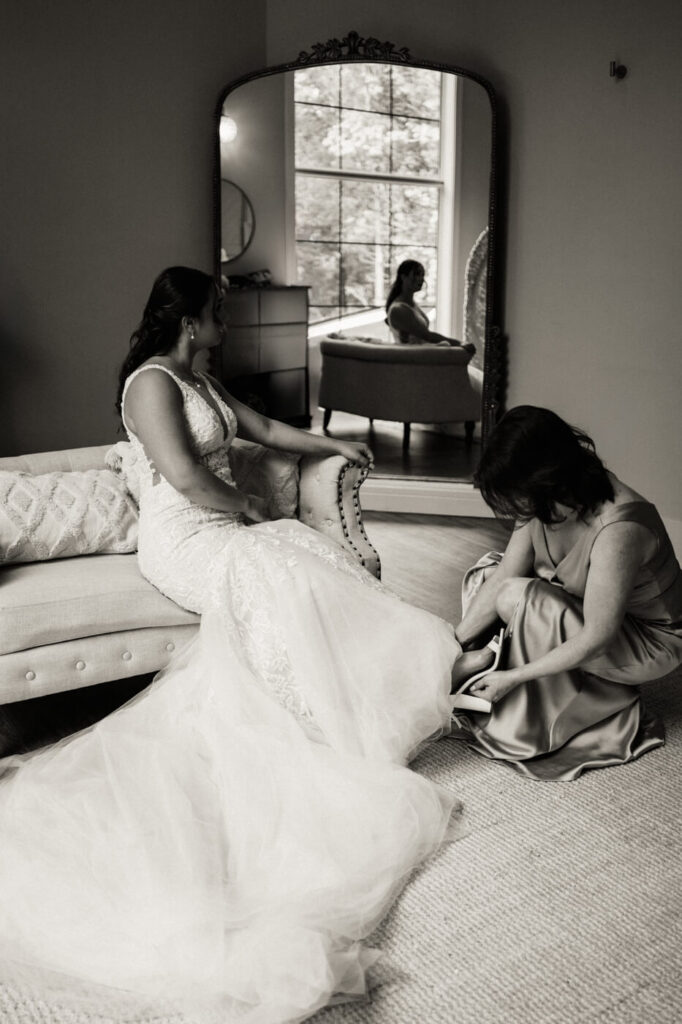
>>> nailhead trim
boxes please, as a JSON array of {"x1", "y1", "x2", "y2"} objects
[{"x1": 337, "y1": 463, "x2": 381, "y2": 580}]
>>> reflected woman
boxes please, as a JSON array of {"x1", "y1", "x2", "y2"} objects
[
  {"x1": 451, "y1": 406, "x2": 682, "y2": 781},
  {"x1": 385, "y1": 259, "x2": 475, "y2": 353}
]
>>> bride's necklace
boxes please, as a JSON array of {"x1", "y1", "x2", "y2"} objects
[{"x1": 167, "y1": 363, "x2": 203, "y2": 390}]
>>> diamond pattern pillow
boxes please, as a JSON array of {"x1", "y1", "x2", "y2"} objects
[{"x1": 0, "y1": 469, "x2": 139, "y2": 563}]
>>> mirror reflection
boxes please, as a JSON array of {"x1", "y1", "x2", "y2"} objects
[
  {"x1": 218, "y1": 61, "x2": 492, "y2": 482},
  {"x1": 220, "y1": 180, "x2": 255, "y2": 262}
]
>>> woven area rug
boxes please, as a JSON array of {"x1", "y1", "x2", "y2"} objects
[
  {"x1": 318, "y1": 672, "x2": 682, "y2": 1024},
  {"x1": 2, "y1": 514, "x2": 680, "y2": 1024}
]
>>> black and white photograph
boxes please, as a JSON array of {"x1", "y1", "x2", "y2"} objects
[{"x1": 1, "y1": 1, "x2": 681, "y2": 1022}]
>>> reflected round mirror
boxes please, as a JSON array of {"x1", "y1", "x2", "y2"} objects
[{"x1": 220, "y1": 180, "x2": 255, "y2": 262}]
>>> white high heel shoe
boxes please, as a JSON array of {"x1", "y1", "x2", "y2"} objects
[{"x1": 450, "y1": 629, "x2": 505, "y2": 715}]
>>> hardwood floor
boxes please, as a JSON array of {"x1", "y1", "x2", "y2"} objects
[
  {"x1": 310, "y1": 408, "x2": 480, "y2": 482},
  {"x1": 0, "y1": 513, "x2": 510, "y2": 756},
  {"x1": 363, "y1": 511, "x2": 511, "y2": 622}
]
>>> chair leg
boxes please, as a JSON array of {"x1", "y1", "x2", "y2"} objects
[
  {"x1": 465, "y1": 421, "x2": 475, "y2": 446},
  {"x1": 402, "y1": 423, "x2": 411, "y2": 451},
  {"x1": 323, "y1": 409, "x2": 332, "y2": 431}
]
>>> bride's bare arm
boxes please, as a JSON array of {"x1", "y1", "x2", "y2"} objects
[
  {"x1": 205, "y1": 375, "x2": 373, "y2": 468},
  {"x1": 454, "y1": 522, "x2": 534, "y2": 645},
  {"x1": 123, "y1": 370, "x2": 268, "y2": 520}
]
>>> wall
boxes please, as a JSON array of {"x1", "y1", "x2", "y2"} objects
[
  {"x1": 266, "y1": 0, "x2": 682, "y2": 548},
  {"x1": 453, "y1": 76, "x2": 493, "y2": 339},
  {"x1": 0, "y1": 0, "x2": 266, "y2": 456}
]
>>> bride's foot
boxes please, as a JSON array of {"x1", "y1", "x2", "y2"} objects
[{"x1": 451, "y1": 647, "x2": 495, "y2": 691}]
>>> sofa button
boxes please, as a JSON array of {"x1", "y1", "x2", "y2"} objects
[
  {"x1": 25, "y1": 670, "x2": 35, "y2": 681},
  {"x1": 166, "y1": 642, "x2": 175, "y2": 652},
  {"x1": 76, "y1": 660, "x2": 86, "y2": 670},
  {"x1": 122, "y1": 651, "x2": 132, "y2": 661}
]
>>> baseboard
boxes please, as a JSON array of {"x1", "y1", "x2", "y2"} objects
[
  {"x1": 359, "y1": 477, "x2": 493, "y2": 517},
  {"x1": 361, "y1": 481, "x2": 682, "y2": 558}
]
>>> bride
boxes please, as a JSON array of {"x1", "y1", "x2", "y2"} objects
[{"x1": 0, "y1": 267, "x2": 464, "y2": 1023}]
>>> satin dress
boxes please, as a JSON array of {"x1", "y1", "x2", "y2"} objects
[
  {"x1": 452, "y1": 501, "x2": 682, "y2": 781},
  {"x1": 0, "y1": 365, "x2": 462, "y2": 1023}
]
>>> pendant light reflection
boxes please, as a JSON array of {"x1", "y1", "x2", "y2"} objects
[{"x1": 220, "y1": 116, "x2": 238, "y2": 144}]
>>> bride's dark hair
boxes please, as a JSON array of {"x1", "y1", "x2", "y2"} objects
[
  {"x1": 474, "y1": 405, "x2": 614, "y2": 524},
  {"x1": 115, "y1": 266, "x2": 216, "y2": 415},
  {"x1": 385, "y1": 260, "x2": 424, "y2": 312}
]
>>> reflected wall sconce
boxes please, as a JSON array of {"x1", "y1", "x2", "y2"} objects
[
  {"x1": 609, "y1": 61, "x2": 628, "y2": 80},
  {"x1": 220, "y1": 116, "x2": 238, "y2": 143}
]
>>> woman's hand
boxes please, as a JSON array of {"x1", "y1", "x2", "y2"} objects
[
  {"x1": 332, "y1": 441, "x2": 374, "y2": 469},
  {"x1": 469, "y1": 669, "x2": 520, "y2": 704}
]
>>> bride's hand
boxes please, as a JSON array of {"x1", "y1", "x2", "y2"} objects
[
  {"x1": 244, "y1": 495, "x2": 270, "y2": 524},
  {"x1": 469, "y1": 669, "x2": 519, "y2": 704},
  {"x1": 333, "y1": 441, "x2": 374, "y2": 469}
]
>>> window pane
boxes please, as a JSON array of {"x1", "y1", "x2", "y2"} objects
[
  {"x1": 296, "y1": 242, "x2": 340, "y2": 307},
  {"x1": 295, "y1": 104, "x2": 340, "y2": 170},
  {"x1": 341, "y1": 243, "x2": 389, "y2": 309},
  {"x1": 340, "y1": 63, "x2": 391, "y2": 113},
  {"x1": 391, "y1": 184, "x2": 439, "y2": 247},
  {"x1": 294, "y1": 66, "x2": 340, "y2": 106},
  {"x1": 340, "y1": 109, "x2": 390, "y2": 174},
  {"x1": 391, "y1": 67, "x2": 441, "y2": 119},
  {"x1": 391, "y1": 116, "x2": 440, "y2": 176},
  {"x1": 309, "y1": 305, "x2": 341, "y2": 325},
  {"x1": 296, "y1": 176, "x2": 339, "y2": 241},
  {"x1": 341, "y1": 180, "x2": 389, "y2": 244},
  {"x1": 387, "y1": 246, "x2": 438, "y2": 307}
]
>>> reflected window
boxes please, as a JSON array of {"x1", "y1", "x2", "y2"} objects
[{"x1": 294, "y1": 65, "x2": 449, "y2": 326}]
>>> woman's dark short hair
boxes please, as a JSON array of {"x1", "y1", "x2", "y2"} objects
[{"x1": 474, "y1": 406, "x2": 614, "y2": 523}]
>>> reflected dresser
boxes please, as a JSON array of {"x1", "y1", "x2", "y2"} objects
[{"x1": 219, "y1": 286, "x2": 310, "y2": 426}]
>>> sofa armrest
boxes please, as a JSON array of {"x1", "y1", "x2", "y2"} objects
[{"x1": 298, "y1": 456, "x2": 380, "y2": 579}]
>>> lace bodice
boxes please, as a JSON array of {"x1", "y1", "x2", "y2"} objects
[{"x1": 121, "y1": 363, "x2": 239, "y2": 496}]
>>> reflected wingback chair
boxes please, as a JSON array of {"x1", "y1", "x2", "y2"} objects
[{"x1": 318, "y1": 338, "x2": 483, "y2": 450}]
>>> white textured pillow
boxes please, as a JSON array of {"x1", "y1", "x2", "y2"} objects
[{"x1": 0, "y1": 469, "x2": 139, "y2": 564}]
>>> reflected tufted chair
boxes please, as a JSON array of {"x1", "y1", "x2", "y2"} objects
[{"x1": 318, "y1": 338, "x2": 483, "y2": 450}]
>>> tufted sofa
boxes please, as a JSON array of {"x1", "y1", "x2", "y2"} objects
[
  {"x1": 318, "y1": 337, "x2": 483, "y2": 450},
  {"x1": 0, "y1": 441, "x2": 378, "y2": 705}
]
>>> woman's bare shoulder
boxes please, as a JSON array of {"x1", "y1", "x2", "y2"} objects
[
  {"x1": 607, "y1": 472, "x2": 648, "y2": 505},
  {"x1": 591, "y1": 518, "x2": 656, "y2": 567},
  {"x1": 124, "y1": 363, "x2": 182, "y2": 410}
]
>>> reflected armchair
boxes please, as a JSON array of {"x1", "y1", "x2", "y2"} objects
[{"x1": 318, "y1": 338, "x2": 483, "y2": 450}]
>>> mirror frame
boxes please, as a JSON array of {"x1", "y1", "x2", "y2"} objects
[{"x1": 212, "y1": 30, "x2": 506, "y2": 458}]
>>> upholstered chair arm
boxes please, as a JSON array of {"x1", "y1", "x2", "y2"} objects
[{"x1": 298, "y1": 455, "x2": 380, "y2": 578}]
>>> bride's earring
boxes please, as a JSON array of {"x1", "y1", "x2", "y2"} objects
[{"x1": 188, "y1": 325, "x2": 196, "y2": 342}]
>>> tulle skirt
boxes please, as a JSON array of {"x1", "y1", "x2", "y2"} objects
[{"x1": 0, "y1": 520, "x2": 462, "y2": 1022}]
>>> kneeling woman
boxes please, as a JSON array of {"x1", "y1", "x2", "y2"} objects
[{"x1": 451, "y1": 406, "x2": 682, "y2": 781}]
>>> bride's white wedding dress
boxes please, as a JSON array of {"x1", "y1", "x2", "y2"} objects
[{"x1": 0, "y1": 365, "x2": 462, "y2": 1023}]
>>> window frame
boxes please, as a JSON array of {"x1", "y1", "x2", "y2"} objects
[{"x1": 285, "y1": 67, "x2": 459, "y2": 336}]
